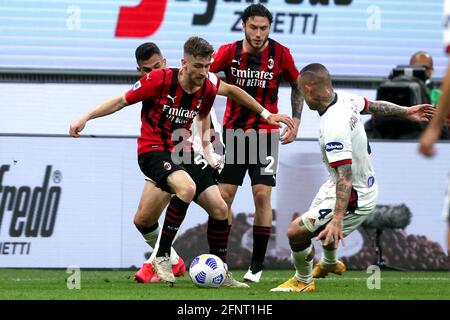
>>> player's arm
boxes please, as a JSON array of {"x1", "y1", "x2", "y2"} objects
[
  {"x1": 317, "y1": 164, "x2": 352, "y2": 249},
  {"x1": 281, "y1": 76, "x2": 304, "y2": 144},
  {"x1": 334, "y1": 164, "x2": 353, "y2": 222},
  {"x1": 216, "y1": 80, "x2": 295, "y2": 130},
  {"x1": 199, "y1": 113, "x2": 222, "y2": 169},
  {"x1": 363, "y1": 100, "x2": 435, "y2": 122},
  {"x1": 200, "y1": 112, "x2": 213, "y2": 157},
  {"x1": 69, "y1": 95, "x2": 129, "y2": 137},
  {"x1": 419, "y1": 63, "x2": 450, "y2": 156},
  {"x1": 200, "y1": 112, "x2": 211, "y2": 148}
]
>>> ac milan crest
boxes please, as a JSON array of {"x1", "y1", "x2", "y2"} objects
[{"x1": 163, "y1": 161, "x2": 172, "y2": 170}]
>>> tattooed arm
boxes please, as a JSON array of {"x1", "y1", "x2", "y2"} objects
[
  {"x1": 334, "y1": 164, "x2": 353, "y2": 221},
  {"x1": 281, "y1": 77, "x2": 304, "y2": 144},
  {"x1": 291, "y1": 78, "x2": 304, "y2": 120},
  {"x1": 363, "y1": 100, "x2": 435, "y2": 122},
  {"x1": 364, "y1": 100, "x2": 409, "y2": 116},
  {"x1": 316, "y1": 164, "x2": 352, "y2": 249}
]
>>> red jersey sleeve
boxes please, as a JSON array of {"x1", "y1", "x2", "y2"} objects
[
  {"x1": 281, "y1": 47, "x2": 299, "y2": 84},
  {"x1": 362, "y1": 97, "x2": 369, "y2": 113},
  {"x1": 210, "y1": 44, "x2": 230, "y2": 73},
  {"x1": 124, "y1": 69, "x2": 164, "y2": 105}
]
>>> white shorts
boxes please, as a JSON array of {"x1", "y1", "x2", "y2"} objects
[{"x1": 301, "y1": 180, "x2": 376, "y2": 237}]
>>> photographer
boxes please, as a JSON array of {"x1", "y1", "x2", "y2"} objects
[{"x1": 410, "y1": 51, "x2": 441, "y2": 106}]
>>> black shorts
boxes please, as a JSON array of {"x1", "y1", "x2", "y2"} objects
[
  {"x1": 219, "y1": 130, "x2": 279, "y2": 186},
  {"x1": 185, "y1": 161, "x2": 219, "y2": 202},
  {"x1": 138, "y1": 150, "x2": 218, "y2": 201}
]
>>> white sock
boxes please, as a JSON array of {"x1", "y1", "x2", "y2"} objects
[
  {"x1": 169, "y1": 247, "x2": 180, "y2": 265},
  {"x1": 321, "y1": 247, "x2": 338, "y2": 266},
  {"x1": 291, "y1": 245, "x2": 313, "y2": 283},
  {"x1": 145, "y1": 228, "x2": 180, "y2": 265},
  {"x1": 142, "y1": 225, "x2": 160, "y2": 248}
]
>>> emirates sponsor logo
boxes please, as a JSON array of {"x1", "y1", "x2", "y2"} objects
[
  {"x1": 231, "y1": 67, "x2": 273, "y2": 88},
  {"x1": 162, "y1": 105, "x2": 199, "y2": 124},
  {"x1": 231, "y1": 67, "x2": 274, "y2": 80}
]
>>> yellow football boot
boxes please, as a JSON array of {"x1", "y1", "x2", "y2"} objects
[
  {"x1": 312, "y1": 260, "x2": 346, "y2": 278},
  {"x1": 270, "y1": 276, "x2": 315, "y2": 293}
]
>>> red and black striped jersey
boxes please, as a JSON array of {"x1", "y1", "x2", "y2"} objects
[
  {"x1": 210, "y1": 39, "x2": 299, "y2": 132},
  {"x1": 125, "y1": 68, "x2": 219, "y2": 155}
]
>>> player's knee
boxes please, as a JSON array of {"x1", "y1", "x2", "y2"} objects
[
  {"x1": 216, "y1": 199, "x2": 229, "y2": 219},
  {"x1": 253, "y1": 189, "x2": 271, "y2": 209},
  {"x1": 209, "y1": 200, "x2": 228, "y2": 220},
  {"x1": 177, "y1": 182, "x2": 196, "y2": 202},
  {"x1": 219, "y1": 188, "x2": 234, "y2": 207}
]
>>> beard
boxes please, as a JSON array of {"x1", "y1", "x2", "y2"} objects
[
  {"x1": 190, "y1": 75, "x2": 205, "y2": 87},
  {"x1": 244, "y1": 32, "x2": 268, "y2": 51}
]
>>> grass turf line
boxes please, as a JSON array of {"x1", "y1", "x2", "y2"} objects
[{"x1": 0, "y1": 269, "x2": 449, "y2": 300}]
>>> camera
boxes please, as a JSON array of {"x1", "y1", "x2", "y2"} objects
[{"x1": 366, "y1": 65, "x2": 430, "y2": 139}]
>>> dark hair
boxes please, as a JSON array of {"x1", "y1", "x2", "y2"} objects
[
  {"x1": 135, "y1": 42, "x2": 162, "y2": 63},
  {"x1": 241, "y1": 4, "x2": 273, "y2": 24},
  {"x1": 300, "y1": 63, "x2": 329, "y2": 75},
  {"x1": 183, "y1": 36, "x2": 214, "y2": 58},
  {"x1": 300, "y1": 63, "x2": 331, "y2": 86}
]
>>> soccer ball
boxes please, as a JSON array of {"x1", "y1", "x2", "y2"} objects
[{"x1": 189, "y1": 254, "x2": 227, "y2": 288}]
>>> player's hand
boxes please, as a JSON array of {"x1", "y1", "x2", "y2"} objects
[
  {"x1": 280, "y1": 118, "x2": 300, "y2": 145},
  {"x1": 69, "y1": 118, "x2": 87, "y2": 137},
  {"x1": 418, "y1": 123, "x2": 441, "y2": 157},
  {"x1": 316, "y1": 219, "x2": 345, "y2": 249},
  {"x1": 203, "y1": 144, "x2": 225, "y2": 170},
  {"x1": 267, "y1": 113, "x2": 295, "y2": 130},
  {"x1": 209, "y1": 154, "x2": 225, "y2": 170},
  {"x1": 406, "y1": 104, "x2": 436, "y2": 122}
]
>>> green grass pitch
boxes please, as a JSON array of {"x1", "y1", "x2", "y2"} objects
[{"x1": 0, "y1": 269, "x2": 449, "y2": 300}]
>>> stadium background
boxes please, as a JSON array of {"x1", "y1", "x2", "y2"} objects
[{"x1": 0, "y1": 0, "x2": 448, "y2": 271}]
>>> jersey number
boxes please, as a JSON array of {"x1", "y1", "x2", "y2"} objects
[
  {"x1": 318, "y1": 209, "x2": 332, "y2": 221},
  {"x1": 264, "y1": 156, "x2": 275, "y2": 174}
]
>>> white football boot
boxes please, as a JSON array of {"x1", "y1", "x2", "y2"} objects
[{"x1": 243, "y1": 268, "x2": 262, "y2": 283}]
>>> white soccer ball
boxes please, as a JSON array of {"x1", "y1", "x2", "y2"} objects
[{"x1": 189, "y1": 254, "x2": 227, "y2": 288}]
